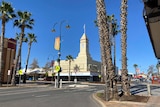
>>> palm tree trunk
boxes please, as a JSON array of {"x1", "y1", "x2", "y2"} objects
[
  {"x1": 23, "y1": 43, "x2": 31, "y2": 83},
  {"x1": 11, "y1": 28, "x2": 24, "y2": 86},
  {"x1": 0, "y1": 16, "x2": 5, "y2": 86},
  {"x1": 120, "y1": 0, "x2": 130, "y2": 96},
  {"x1": 68, "y1": 60, "x2": 71, "y2": 81},
  {"x1": 113, "y1": 37, "x2": 116, "y2": 71},
  {"x1": 109, "y1": 22, "x2": 114, "y2": 99},
  {"x1": 96, "y1": 0, "x2": 115, "y2": 101},
  {"x1": 100, "y1": 36, "x2": 107, "y2": 83}
]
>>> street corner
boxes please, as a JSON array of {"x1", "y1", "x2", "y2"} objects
[{"x1": 92, "y1": 92, "x2": 106, "y2": 107}]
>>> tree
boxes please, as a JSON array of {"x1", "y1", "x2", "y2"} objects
[
  {"x1": 30, "y1": 58, "x2": 39, "y2": 69},
  {"x1": 94, "y1": 20, "x2": 107, "y2": 83},
  {"x1": 74, "y1": 64, "x2": 80, "y2": 80},
  {"x1": 0, "y1": 1, "x2": 16, "y2": 86},
  {"x1": 15, "y1": 33, "x2": 28, "y2": 72},
  {"x1": 110, "y1": 17, "x2": 119, "y2": 73},
  {"x1": 107, "y1": 15, "x2": 119, "y2": 99},
  {"x1": 66, "y1": 55, "x2": 74, "y2": 81},
  {"x1": 11, "y1": 11, "x2": 34, "y2": 85},
  {"x1": 147, "y1": 65, "x2": 156, "y2": 78},
  {"x1": 120, "y1": 0, "x2": 130, "y2": 96},
  {"x1": 96, "y1": 0, "x2": 114, "y2": 101},
  {"x1": 43, "y1": 61, "x2": 51, "y2": 72},
  {"x1": 43, "y1": 61, "x2": 52, "y2": 79},
  {"x1": 23, "y1": 33, "x2": 37, "y2": 83},
  {"x1": 133, "y1": 64, "x2": 138, "y2": 77},
  {"x1": 94, "y1": 15, "x2": 119, "y2": 83}
]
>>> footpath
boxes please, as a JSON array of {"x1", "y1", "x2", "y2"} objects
[{"x1": 93, "y1": 83, "x2": 160, "y2": 107}]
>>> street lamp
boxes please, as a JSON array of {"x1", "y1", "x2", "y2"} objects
[{"x1": 52, "y1": 20, "x2": 70, "y2": 88}]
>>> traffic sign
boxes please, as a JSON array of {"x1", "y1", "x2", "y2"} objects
[
  {"x1": 55, "y1": 65, "x2": 61, "y2": 72},
  {"x1": 18, "y1": 69, "x2": 23, "y2": 75}
]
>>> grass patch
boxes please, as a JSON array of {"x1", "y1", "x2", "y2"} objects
[{"x1": 96, "y1": 92, "x2": 105, "y2": 100}]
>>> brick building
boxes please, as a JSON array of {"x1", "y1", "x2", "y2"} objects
[{"x1": 1, "y1": 38, "x2": 16, "y2": 83}]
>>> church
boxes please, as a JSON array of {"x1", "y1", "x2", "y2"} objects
[{"x1": 54, "y1": 26, "x2": 101, "y2": 81}]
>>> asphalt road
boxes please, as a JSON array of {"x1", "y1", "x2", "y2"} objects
[{"x1": 0, "y1": 85, "x2": 103, "y2": 107}]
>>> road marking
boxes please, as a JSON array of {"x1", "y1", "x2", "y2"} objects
[
  {"x1": 85, "y1": 88, "x2": 97, "y2": 92},
  {"x1": 64, "y1": 87, "x2": 98, "y2": 93},
  {"x1": 35, "y1": 94, "x2": 50, "y2": 98}
]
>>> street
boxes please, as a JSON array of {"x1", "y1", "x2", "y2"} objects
[
  {"x1": 0, "y1": 84, "x2": 103, "y2": 107},
  {"x1": 0, "y1": 82, "x2": 160, "y2": 107}
]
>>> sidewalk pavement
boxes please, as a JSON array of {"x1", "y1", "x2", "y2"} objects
[
  {"x1": 93, "y1": 83, "x2": 160, "y2": 107},
  {"x1": 0, "y1": 81, "x2": 52, "y2": 89}
]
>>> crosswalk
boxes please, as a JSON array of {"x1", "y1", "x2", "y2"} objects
[
  {"x1": 0, "y1": 85, "x2": 102, "y2": 97},
  {"x1": 64, "y1": 86, "x2": 99, "y2": 93}
]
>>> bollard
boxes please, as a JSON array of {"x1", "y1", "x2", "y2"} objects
[
  {"x1": 60, "y1": 79, "x2": 62, "y2": 88},
  {"x1": 74, "y1": 78, "x2": 77, "y2": 84},
  {"x1": 55, "y1": 79, "x2": 57, "y2": 88},
  {"x1": 147, "y1": 84, "x2": 151, "y2": 96}
]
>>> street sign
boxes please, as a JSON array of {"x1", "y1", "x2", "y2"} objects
[
  {"x1": 55, "y1": 65, "x2": 61, "y2": 72},
  {"x1": 18, "y1": 69, "x2": 23, "y2": 75}
]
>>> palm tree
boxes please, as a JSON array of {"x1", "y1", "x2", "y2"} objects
[
  {"x1": 15, "y1": 33, "x2": 28, "y2": 73},
  {"x1": 23, "y1": 33, "x2": 37, "y2": 83},
  {"x1": 107, "y1": 15, "x2": 119, "y2": 99},
  {"x1": 0, "y1": 1, "x2": 16, "y2": 86},
  {"x1": 94, "y1": 20, "x2": 107, "y2": 83},
  {"x1": 133, "y1": 64, "x2": 138, "y2": 77},
  {"x1": 96, "y1": 0, "x2": 114, "y2": 101},
  {"x1": 66, "y1": 55, "x2": 74, "y2": 81},
  {"x1": 11, "y1": 11, "x2": 34, "y2": 85},
  {"x1": 107, "y1": 15, "x2": 119, "y2": 71},
  {"x1": 120, "y1": 0, "x2": 130, "y2": 96},
  {"x1": 94, "y1": 15, "x2": 119, "y2": 84},
  {"x1": 112, "y1": 20, "x2": 119, "y2": 71}
]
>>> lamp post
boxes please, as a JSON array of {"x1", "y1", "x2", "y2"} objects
[{"x1": 52, "y1": 20, "x2": 70, "y2": 88}]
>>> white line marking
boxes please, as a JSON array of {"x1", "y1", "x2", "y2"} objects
[{"x1": 35, "y1": 94, "x2": 50, "y2": 98}]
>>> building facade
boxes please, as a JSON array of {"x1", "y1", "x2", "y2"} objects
[{"x1": 1, "y1": 38, "x2": 16, "y2": 83}]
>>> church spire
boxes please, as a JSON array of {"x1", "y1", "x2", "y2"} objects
[{"x1": 81, "y1": 24, "x2": 88, "y2": 40}]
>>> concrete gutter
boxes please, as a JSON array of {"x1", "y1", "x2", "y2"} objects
[{"x1": 92, "y1": 92, "x2": 106, "y2": 107}]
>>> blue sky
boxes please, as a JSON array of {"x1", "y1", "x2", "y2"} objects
[{"x1": 2, "y1": 0, "x2": 158, "y2": 74}]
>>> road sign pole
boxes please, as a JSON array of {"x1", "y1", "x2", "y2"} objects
[
  {"x1": 55, "y1": 78, "x2": 57, "y2": 88},
  {"x1": 57, "y1": 72, "x2": 60, "y2": 88},
  {"x1": 19, "y1": 75, "x2": 21, "y2": 87}
]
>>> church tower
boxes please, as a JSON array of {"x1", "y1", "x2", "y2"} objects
[
  {"x1": 76, "y1": 25, "x2": 92, "y2": 71},
  {"x1": 77, "y1": 25, "x2": 92, "y2": 60}
]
